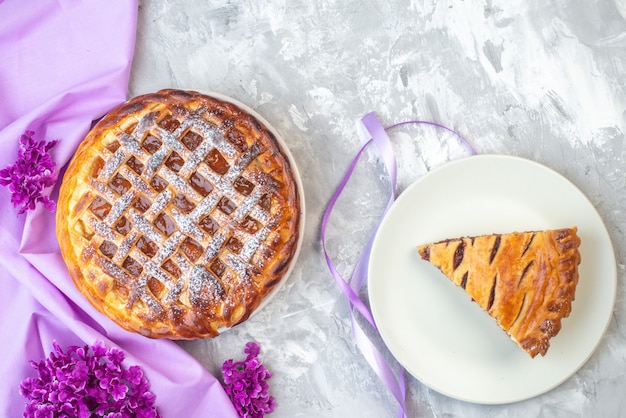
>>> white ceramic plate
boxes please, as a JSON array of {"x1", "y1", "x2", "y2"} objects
[{"x1": 368, "y1": 154, "x2": 616, "y2": 404}]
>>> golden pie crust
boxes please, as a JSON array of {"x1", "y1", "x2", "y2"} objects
[
  {"x1": 416, "y1": 228, "x2": 581, "y2": 357},
  {"x1": 57, "y1": 89, "x2": 301, "y2": 339}
]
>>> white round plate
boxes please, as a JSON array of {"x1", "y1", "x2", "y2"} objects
[{"x1": 368, "y1": 154, "x2": 616, "y2": 404}]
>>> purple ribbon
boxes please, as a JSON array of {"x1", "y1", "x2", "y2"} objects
[{"x1": 321, "y1": 112, "x2": 475, "y2": 417}]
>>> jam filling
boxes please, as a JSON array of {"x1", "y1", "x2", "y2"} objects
[
  {"x1": 142, "y1": 135, "x2": 162, "y2": 154},
  {"x1": 165, "y1": 151, "x2": 184, "y2": 172},
  {"x1": 99, "y1": 240, "x2": 117, "y2": 259},
  {"x1": 181, "y1": 130, "x2": 203, "y2": 150},
  {"x1": 158, "y1": 114, "x2": 180, "y2": 132},
  {"x1": 226, "y1": 237, "x2": 242, "y2": 253},
  {"x1": 89, "y1": 197, "x2": 111, "y2": 219},
  {"x1": 189, "y1": 172, "x2": 213, "y2": 197},
  {"x1": 126, "y1": 156, "x2": 144, "y2": 174},
  {"x1": 154, "y1": 213, "x2": 176, "y2": 237},
  {"x1": 210, "y1": 258, "x2": 226, "y2": 277},
  {"x1": 173, "y1": 194, "x2": 195, "y2": 214},
  {"x1": 162, "y1": 259, "x2": 181, "y2": 277},
  {"x1": 234, "y1": 176, "x2": 255, "y2": 196},
  {"x1": 206, "y1": 148, "x2": 229, "y2": 174},
  {"x1": 150, "y1": 175, "x2": 168, "y2": 192},
  {"x1": 136, "y1": 236, "x2": 158, "y2": 258},
  {"x1": 181, "y1": 237, "x2": 204, "y2": 262},
  {"x1": 487, "y1": 275, "x2": 497, "y2": 311},
  {"x1": 114, "y1": 217, "x2": 132, "y2": 235},
  {"x1": 108, "y1": 173, "x2": 131, "y2": 195},
  {"x1": 133, "y1": 195, "x2": 152, "y2": 212},
  {"x1": 199, "y1": 215, "x2": 219, "y2": 235},
  {"x1": 489, "y1": 235, "x2": 501, "y2": 264},
  {"x1": 453, "y1": 242, "x2": 465, "y2": 270},
  {"x1": 217, "y1": 196, "x2": 236, "y2": 215},
  {"x1": 122, "y1": 257, "x2": 143, "y2": 277}
]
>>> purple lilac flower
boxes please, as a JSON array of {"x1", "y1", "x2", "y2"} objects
[
  {"x1": 20, "y1": 341, "x2": 160, "y2": 418},
  {"x1": 0, "y1": 130, "x2": 58, "y2": 214},
  {"x1": 222, "y1": 342, "x2": 276, "y2": 418}
]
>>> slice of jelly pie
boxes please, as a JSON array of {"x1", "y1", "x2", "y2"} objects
[{"x1": 416, "y1": 228, "x2": 581, "y2": 358}]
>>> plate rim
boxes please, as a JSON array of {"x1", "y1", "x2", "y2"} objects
[{"x1": 367, "y1": 153, "x2": 617, "y2": 404}]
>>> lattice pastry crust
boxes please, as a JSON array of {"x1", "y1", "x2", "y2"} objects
[
  {"x1": 417, "y1": 228, "x2": 581, "y2": 357},
  {"x1": 57, "y1": 89, "x2": 302, "y2": 339}
]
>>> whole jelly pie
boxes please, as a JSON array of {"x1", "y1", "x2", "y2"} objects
[
  {"x1": 416, "y1": 228, "x2": 581, "y2": 357},
  {"x1": 57, "y1": 89, "x2": 302, "y2": 339}
]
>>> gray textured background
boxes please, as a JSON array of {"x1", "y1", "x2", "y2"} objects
[{"x1": 130, "y1": 1, "x2": 626, "y2": 416}]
